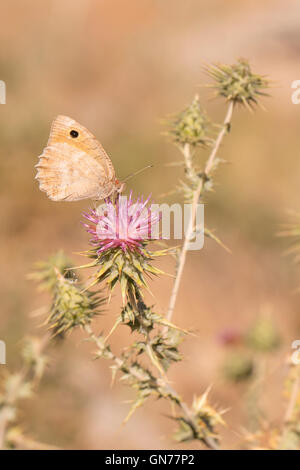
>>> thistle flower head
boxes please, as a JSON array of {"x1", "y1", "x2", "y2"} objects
[
  {"x1": 83, "y1": 192, "x2": 160, "y2": 254},
  {"x1": 217, "y1": 328, "x2": 242, "y2": 346},
  {"x1": 81, "y1": 193, "x2": 167, "y2": 303},
  {"x1": 166, "y1": 95, "x2": 212, "y2": 147},
  {"x1": 206, "y1": 59, "x2": 270, "y2": 109}
]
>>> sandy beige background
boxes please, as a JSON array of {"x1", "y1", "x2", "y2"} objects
[{"x1": 1, "y1": 0, "x2": 300, "y2": 449}]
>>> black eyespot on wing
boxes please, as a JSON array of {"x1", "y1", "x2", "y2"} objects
[{"x1": 70, "y1": 130, "x2": 79, "y2": 138}]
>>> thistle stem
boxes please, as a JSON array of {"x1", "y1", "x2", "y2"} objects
[
  {"x1": 0, "y1": 334, "x2": 50, "y2": 449},
  {"x1": 166, "y1": 101, "x2": 234, "y2": 322},
  {"x1": 283, "y1": 369, "x2": 300, "y2": 425},
  {"x1": 84, "y1": 323, "x2": 219, "y2": 450}
]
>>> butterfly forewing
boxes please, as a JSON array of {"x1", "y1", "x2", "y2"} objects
[{"x1": 35, "y1": 115, "x2": 117, "y2": 201}]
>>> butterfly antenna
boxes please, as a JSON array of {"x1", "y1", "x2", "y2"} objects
[{"x1": 123, "y1": 164, "x2": 153, "y2": 183}]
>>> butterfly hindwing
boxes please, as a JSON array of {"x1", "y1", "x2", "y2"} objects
[{"x1": 35, "y1": 115, "x2": 116, "y2": 201}]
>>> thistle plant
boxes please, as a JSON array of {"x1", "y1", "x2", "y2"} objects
[
  {"x1": 220, "y1": 314, "x2": 281, "y2": 385},
  {"x1": 205, "y1": 59, "x2": 270, "y2": 110},
  {"x1": 166, "y1": 95, "x2": 212, "y2": 149},
  {"x1": 165, "y1": 59, "x2": 270, "y2": 323},
  {"x1": 242, "y1": 359, "x2": 300, "y2": 450},
  {"x1": 79, "y1": 191, "x2": 224, "y2": 447},
  {"x1": 274, "y1": 211, "x2": 300, "y2": 449},
  {"x1": 0, "y1": 336, "x2": 50, "y2": 449},
  {"x1": 238, "y1": 211, "x2": 300, "y2": 449},
  {"x1": 2, "y1": 59, "x2": 273, "y2": 450},
  {"x1": 81, "y1": 193, "x2": 166, "y2": 303},
  {"x1": 279, "y1": 360, "x2": 300, "y2": 450},
  {"x1": 29, "y1": 193, "x2": 223, "y2": 449}
]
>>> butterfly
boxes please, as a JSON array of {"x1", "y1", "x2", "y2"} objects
[{"x1": 35, "y1": 115, "x2": 123, "y2": 201}]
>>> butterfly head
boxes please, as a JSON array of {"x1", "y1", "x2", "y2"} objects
[{"x1": 115, "y1": 178, "x2": 125, "y2": 194}]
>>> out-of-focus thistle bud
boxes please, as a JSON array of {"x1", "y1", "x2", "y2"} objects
[
  {"x1": 28, "y1": 250, "x2": 75, "y2": 292},
  {"x1": 280, "y1": 425, "x2": 300, "y2": 451},
  {"x1": 47, "y1": 270, "x2": 103, "y2": 336},
  {"x1": 166, "y1": 95, "x2": 212, "y2": 147},
  {"x1": 217, "y1": 328, "x2": 242, "y2": 346},
  {"x1": 206, "y1": 59, "x2": 270, "y2": 109},
  {"x1": 246, "y1": 317, "x2": 281, "y2": 352},
  {"x1": 223, "y1": 352, "x2": 254, "y2": 383}
]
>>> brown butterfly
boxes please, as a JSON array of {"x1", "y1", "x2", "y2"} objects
[{"x1": 35, "y1": 115, "x2": 123, "y2": 201}]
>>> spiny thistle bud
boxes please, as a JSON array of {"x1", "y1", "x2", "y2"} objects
[
  {"x1": 206, "y1": 59, "x2": 270, "y2": 109},
  {"x1": 246, "y1": 317, "x2": 281, "y2": 352},
  {"x1": 47, "y1": 271, "x2": 103, "y2": 336},
  {"x1": 82, "y1": 193, "x2": 168, "y2": 303},
  {"x1": 222, "y1": 352, "x2": 254, "y2": 383},
  {"x1": 119, "y1": 300, "x2": 184, "y2": 336},
  {"x1": 28, "y1": 250, "x2": 75, "y2": 292},
  {"x1": 149, "y1": 330, "x2": 182, "y2": 371},
  {"x1": 166, "y1": 95, "x2": 212, "y2": 147},
  {"x1": 174, "y1": 389, "x2": 224, "y2": 443}
]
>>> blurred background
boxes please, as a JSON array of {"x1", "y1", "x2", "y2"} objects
[{"x1": 1, "y1": 0, "x2": 300, "y2": 449}]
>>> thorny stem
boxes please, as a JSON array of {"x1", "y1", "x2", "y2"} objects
[
  {"x1": 145, "y1": 341, "x2": 220, "y2": 450},
  {"x1": 178, "y1": 399, "x2": 219, "y2": 451},
  {"x1": 283, "y1": 367, "x2": 300, "y2": 425},
  {"x1": 278, "y1": 365, "x2": 300, "y2": 449},
  {"x1": 246, "y1": 355, "x2": 267, "y2": 431},
  {"x1": 84, "y1": 324, "x2": 219, "y2": 450},
  {"x1": 84, "y1": 324, "x2": 145, "y2": 379},
  {"x1": 0, "y1": 334, "x2": 50, "y2": 450},
  {"x1": 0, "y1": 372, "x2": 26, "y2": 449},
  {"x1": 8, "y1": 434, "x2": 60, "y2": 450},
  {"x1": 166, "y1": 101, "x2": 234, "y2": 322}
]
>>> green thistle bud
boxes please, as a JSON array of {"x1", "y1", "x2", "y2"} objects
[
  {"x1": 28, "y1": 251, "x2": 75, "y2": 292},
  {"x1": 206, "y1": 59, "x2": 270, "y2": 109},
  {"x1": 166, "y1": 95, "x2": 212, "y2": 147},
  {"x1": 223, "y1": 352, "x2": 254, "y2": 382},
  {"x1": 115, "y1": 299, "x2": 187, "y2": 340},
  {"x1": 150, "y1": 330, "x2": 182, "y2": 371},
  {"x1": 47, "y1": 271, "x2": 103, "y2": 336},
  {"x1": 174, "y1": 389, "x2": 224, "y2": 443},
  {"x1": 246, "y1": 317, "x2": 280, "y2": 352},
  {"x1": 120, "y1": 302, "x2": 157, "y2": 335}
]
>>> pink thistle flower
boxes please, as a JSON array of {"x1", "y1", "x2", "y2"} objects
[
  {"x1": 217, "y1": 328, "x2": 242, "y2": 347},
  {"x1": 83, "y1": 192, "x2": 160, "y2": 254}
]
